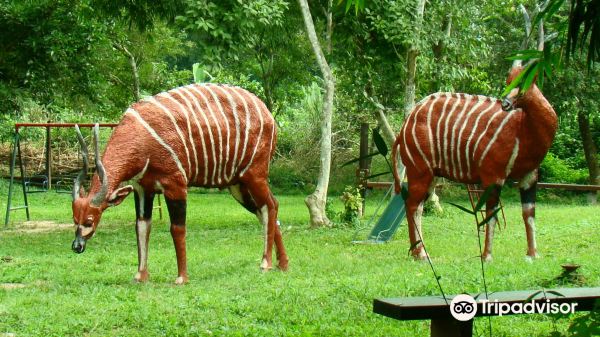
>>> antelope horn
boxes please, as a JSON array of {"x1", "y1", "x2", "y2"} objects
[
  {"x1": 537, "y1": 19, "x2": 544, "y2": 51},
  {"x1": 91, "y1": 124, "x2": 108, "y2": 206},
  {"x1": 73, "y1": 125, "x2": 89, "y2": 201}
]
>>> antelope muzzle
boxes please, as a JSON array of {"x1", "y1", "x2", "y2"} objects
[{"x1": 72, "y1": 234, "x2": 87, "y2": 254}]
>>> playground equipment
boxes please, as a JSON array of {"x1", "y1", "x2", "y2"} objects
[
  {"x1": 352, "y1": 183, "x2": 406, "y2": 244},
  {"x1": 3, "y1": 123, "x2": 163, "y2": 226}
]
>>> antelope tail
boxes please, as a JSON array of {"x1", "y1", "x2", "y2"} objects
[{"x1": 391, "y1": 138, "x2": 405, "y2": 195}]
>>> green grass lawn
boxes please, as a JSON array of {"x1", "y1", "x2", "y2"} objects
[{"x1": 1, "y1": 183, "x2": 599, "y2": 336}]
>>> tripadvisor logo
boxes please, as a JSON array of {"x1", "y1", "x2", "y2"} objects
[
  {"x1": 450, "y1": 294, "x2": 477, "y2": 321},
  {"x1": 450, "y1": 294, "x2": 578, "y2": 321}
]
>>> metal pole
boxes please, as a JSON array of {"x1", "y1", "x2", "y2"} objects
[
  {"x1": 17, "y1": 132, "x2": 30, "y2": 220},
  {"x1": 46, "y1": 124, "x2": 51, "y2": 190},
  {"x1": 4, "y1": 131, "x2": 19, "y2": 227}
]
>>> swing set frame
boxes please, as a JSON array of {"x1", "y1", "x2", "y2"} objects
[{"x1": 3, "y1": 123, "x2": 130, "y2": 226}]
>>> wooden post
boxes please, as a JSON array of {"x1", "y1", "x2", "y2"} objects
[
  {"x1": 430, "y1": 319, "x2": 473, "y2": 337},
  {"x1": 358, "y1": 123, "x2": 370, "y2": 214}
]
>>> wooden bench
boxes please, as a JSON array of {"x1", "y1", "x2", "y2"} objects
[{"x1": 373, "y1": 287, "x2": 600, "y2": 337}]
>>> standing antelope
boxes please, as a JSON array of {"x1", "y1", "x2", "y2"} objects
[
  {"x1": 392, "y1": 53, "x2": 557, "y2": 261},
  {"x1": 71, "y1": 83, "x2": 288, "y2": 284}
]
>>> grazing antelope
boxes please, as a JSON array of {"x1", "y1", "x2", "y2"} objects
[
  {"x1": 71, "y1": 83, "x2": 288, "y2": 284},
  {"x1": 392, "y1": 36, "x2": 557, "y2": 261}
]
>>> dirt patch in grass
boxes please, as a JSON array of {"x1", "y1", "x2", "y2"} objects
[
  {"x1": 12, "y1": 221, "x2": 73, "y2": 233},
  {"x1": 0, "y1": 283, "x2": 26, "y2": 290}
]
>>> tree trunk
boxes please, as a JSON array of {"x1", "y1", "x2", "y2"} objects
[
  {"x1": 403, "y1": 0, "x2": 426, "y2": 117},
  {"x1": 114, "y1": 42, "x2": 141, "y2": 102},
  {"x1": 578, "y1": 111, "x2": 600, "y2": 204},
  {"x1": 325, "y1": 0, "x2": 333, "y2": 55},
  {"x1": 375, "y1": 108, "x2": 396, "y2": 145},
  {"x1": 299, "y1": 0, "x2": 335, "y2": 227}
]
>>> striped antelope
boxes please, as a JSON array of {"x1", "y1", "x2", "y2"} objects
[
  {"x1": 71, "y1": 83, "x2": 288, "y2": 284},
  {"x1": 392, "y1": 64, "x2": 557, "y2": 261}
]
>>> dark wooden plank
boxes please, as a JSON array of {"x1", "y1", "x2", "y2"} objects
[
  {"x1": 366, "y1": 181, "x2": 600, "y2": 191},
  {"x1": 374, "y1": 287, "x2": 600, "y2": 321}
]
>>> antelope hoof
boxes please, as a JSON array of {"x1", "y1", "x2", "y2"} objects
[
  {"x1": 278, "y1": 258, "x2": 289, "y2": 271},
  {"x1": 525, "y1": 252, "x2": 540, "y2": 262},
  {"x1": 174, "y1": 276, "x2": 188, "y2": 285},
  {"x1": 482, "y1": 254, "x2": 493, "y2": 262},
  {"x1": 411, "y1": 248, "x2": 429, "y2": 261},
  {"x1": 260, "y1": 258, "x2": 272, "y2": 272},
  {"x1": 134, "y1": 271, "x2": 149, "y2": 283}
]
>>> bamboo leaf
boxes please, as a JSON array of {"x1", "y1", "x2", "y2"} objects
[
  {"x1": 373, "y1": 128, "x2": 388, "y2": 157},
  {"x1": 545, "y1": 290, "x2": 565, "y2": 297},
  {"x1": 408, "y1": 240, "x2": 422, "y2": 255},
  {"x1": 447, "y1": 202, "x2": 475, "y2": 215},
  {"x1": 340, "y1": 151, "x2": 380, "y2": 168},
  {"x1": 501, "y1": 67, "x2": 528, "y2": 96},
  {"x1": 474, "y1": 185, "x2": 496, "y2": 213},
  {"x1": 345, "y1": 0, "x2": 352, "y2": 13},
  {"x1": 401, "y1": 185, "x2": 409, "y2": 201},
  {"x1": 524, "y1": 290, "x2": 543, "y2": 303},
  {"x1": 365, "y1": 171, "x2": 391, "y2": 179},
  {"x1": 477, "y1": 208, "x2": 503, "y2": 228},
  {"x1": 505, "y1": 49, "x2": 543, "y2": 60},
  {"x1": 521, "y1": 62, "x2": 539, "y2": 92}
]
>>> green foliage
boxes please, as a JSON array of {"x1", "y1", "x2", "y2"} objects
[
  {"x1": 540, "y1": 152, "x2": 588, "y2": 184},
  {"x1": 338, "y1": 185, "x2": 364, "y2": 227}
]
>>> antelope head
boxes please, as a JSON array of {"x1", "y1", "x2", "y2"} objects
[{"x1": 71, "y1": 124, "x2": 133, "y2": 253}]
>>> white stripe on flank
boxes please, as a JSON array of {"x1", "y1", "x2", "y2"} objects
[
  {"x1": 132, "y1": 159, "x2": 150, "y2": 183},
  {"x1": 426, "y1": 93, "x2": 440, "y2": 167},
  {"x1": 125, "y1": 108, "x2": 187, "y2": 183},
  {"x1": 146, "y1": 96, "x2": 191, "y2": 175},
  {"x1": 442, "y1": 94, "x2": 462, "y2": 174},
  {"x1": 239, "y1": 94, "x2": 265, "y2": 177},
  {"x1": 190, "y1": 85, "x2": 223, "y2": 184},
  {"x1": 477, "y1": 111, "x2": 516, "y2": 167},
  {"x1": 403, "y1": 101, "x2": 426, "y2": 169},
  {"x1": 450, "y1": 95, "x2": 473, "y2": 177},
  {"x1": 212, "y1": 85, "x2": 241, "y2": 181},
  {"x1": 505, "y1": 138, "x2": 520, "y2": 176},
  {"x1": 185, "y1": 85, "x2": 218, "y2": 185},
  {"x1": 455, "y1": 96, "x2": 487, "y2": 178},
  {"x1": 179, "y1": 87, "x2": 210, "y2": 185},
  {"x1": 472, "y1": 109, "x2": 504, "y2": 167},
  {"x1": 435, "y1": 93, "x2": 451, "y2": 168},
  {"x1": 267, "y1": 115, "x2": 276, "y2": 172},
  {"x1": 203, "y1": 85, "x2": 231, "y2": 184},
  {"x1": 161, "y1": 91, "x2": 199, "y2": 182},
  {"x1": 412, "y1": 95, "x2": 439, "y2": 173},
  {"x1": 230, "y1": 88, "x2": 252, "y2": 175},
  {"x1": 464, "y1": 100, "x2": 498, "y2": 178}
]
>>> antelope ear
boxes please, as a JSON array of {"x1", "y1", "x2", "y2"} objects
[
  {"x1": 79, "y1": 186, "x2": 87, "y2": 198},
  {"x1": 107, "y1": 185, "x2": 134, "y2": 207}
]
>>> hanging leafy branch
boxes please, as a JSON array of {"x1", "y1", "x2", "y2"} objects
[
  {"x1": 504, "y1": 0, "x2": 599, "y2": 95},
  {"x1": 337, "y1": 0, "x2": 366, "y2": 14}
]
